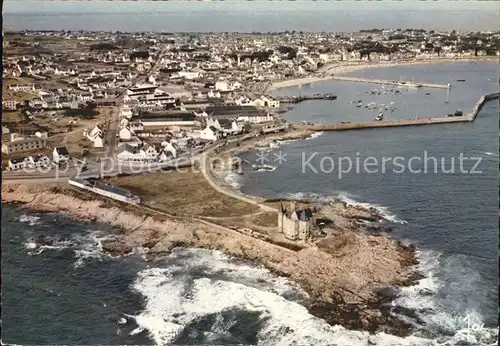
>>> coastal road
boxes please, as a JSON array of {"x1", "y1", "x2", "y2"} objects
[{"x1": 199, "y1": 144, "x2": 278, "y2": 213}]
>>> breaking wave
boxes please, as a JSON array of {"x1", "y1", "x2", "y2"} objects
[
  {"x1": 17, "y1": 214, "x2": 41, "y2": 226},
  {"x1": 223, "y1": 172, "x2": 244, "y2": 190},
  {"x1": 23, "y1": 230, "x2": 115, "y2": 267},
  {"x1": 392, "y1": 249, "x2": 498, "y2": 345},
  {"x1": 286, "y1": 190, "x2": 407, "y2": 224},
  {"x1": 305, "y1": 131, "x2": 324, "y2": 140},
  {"x1": 71, "y1": 232, "x2": 113, "y2": 268},
  {"x1": 129, "y1": 248, "x2": 464, "y2": 346}
]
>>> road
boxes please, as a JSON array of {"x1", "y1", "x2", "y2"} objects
[
  {"x1": 2, "y1": 140, "x2": 223, "y2": 183},
  {"x1": 104, "y1": 44, "x2": 169, "y2": 168},
  {"x1": 2, "y1": 132, "x2": 258, "y2": 184}
]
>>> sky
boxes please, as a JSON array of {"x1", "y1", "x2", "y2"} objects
[{"x1": 4, "y1": 0, "x2": 499, "y2": 14}]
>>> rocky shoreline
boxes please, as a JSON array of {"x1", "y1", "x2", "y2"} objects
[{"x1": 3, "y1": 183, "x2": 422, "y2": 337}]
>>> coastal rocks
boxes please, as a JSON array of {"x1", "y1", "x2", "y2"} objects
[
  {"x1": 101, "y1": 239, "x2": 133, "y2": 257},
  {"x1": 2, "y1": 183, "x2": 422, "y2": 337}
]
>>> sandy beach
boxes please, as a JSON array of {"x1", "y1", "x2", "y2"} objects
[{"x1": 266, "y1": 57, "x2": 496, "y2": 93}]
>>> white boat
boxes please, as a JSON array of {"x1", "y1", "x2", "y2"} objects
[
  {"x1": 375, "y1": 113, "x2": 384, "y2": 121},
  {"x1": 252, "y1": 164, "x2": 276, "y2": 172}
]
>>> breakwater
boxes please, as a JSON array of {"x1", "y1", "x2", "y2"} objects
[
  {"x1": 329, "y1": 75, "x2": 450, "y2": 89},
  {"x1": 469, "y1": 91, "x2": 499, "y2": 121},
  {"x1": 276, "y1": 93, "x2": 337, "y2": 103},
  {"x1": 297, "y1": 92, "x2": 499, "y2": 132}
]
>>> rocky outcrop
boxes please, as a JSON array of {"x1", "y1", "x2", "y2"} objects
[{"x1": 3, "y1": 183, "x2": 421, "y2": 336}]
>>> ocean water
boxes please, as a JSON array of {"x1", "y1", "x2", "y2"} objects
[
  {"x1": 1, "y1": 206, "x2": 468, "y2": 346},
  {"x1": 3, "y1": 1, "x2": 500, "y2": 32},
  {"x1": 239, "y1": 62, "x2": 500, "y2": 342}
]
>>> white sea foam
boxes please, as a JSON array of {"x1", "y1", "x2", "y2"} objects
[
  {"x1": 392, "y1": 249, "x2": 499, "y2": 345},
  {"x1": 337, "y1": 192, "x2": 407, "y2": 225},
  {"x1": 305, "y1": 131, "x2": 324, "y2": 140},
  {"x1": 130, "y1": 248, "x2": 450, "y2": 346},
  {"x1": 24, "y1": 237, "x2": 76, "y2": 256},
  {"x1": 276, "y1": 138, "x2": 299, "y2": 146},
  {"x1": 17, "y1": 214, "x2": 41, "y2": 226},
  {"x1": 72, "y1": 231, "x2": 113, "y2": 268},
  {"x1": 223, "y1": 172, "x2": 244, "y2": 190},
  {"x1": 286, "y1": 191, "x2": 407, "y2": 224},
  {"x1": 24, "y1": 241, "x2": 37, "y2": 250},
  {"x1": 22, "y1": 229, "x2": 116, "y2": 267}
]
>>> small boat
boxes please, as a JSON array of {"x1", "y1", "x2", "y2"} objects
[
  {"x1": 252, "y1": 164, "x2": 276, "y2": 172},
  {"x1": 456, "y1": 79, "x2": 466, "y2": 82},
  {"x1": 375, "y1": 113, "x2": 384, "y2": 121},
  {"x1": 454, "y1": 109, "x2": 463, "y2": 117},
  {"x1": 425, "y1": 92, "x2": 431, "y2": 95}
]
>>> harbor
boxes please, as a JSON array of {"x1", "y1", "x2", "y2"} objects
[
  {"x1": 296, "y1": 92, "x2": 499, "y2": 132},
  {"x1": 329, "y1": 75, "x2": 451, "y2": 89},
  {"x1": 275, "y1": 93, "x2": 337, "y2": 104}
]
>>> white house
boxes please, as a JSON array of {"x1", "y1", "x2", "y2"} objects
[
  {"x1": 119, "y1": 126, "x2": 133, "y2": 141},
  {"x1": 158, "y1": 141, "x2": 179, "y2": 162},
  {"x1": 8, "y1": 84, "x2": 36, "y2": 92},
  {"x1": 207, "y1": 89, "x2": 221, "y2": 98},
  {"x1": 7, "y1": 157, "x2": 32, "y2": 171},
  {"x1": 206, "y1": 118, "x2": 241, "y2": 135},
  {"x1": 234, "y1": 96, "x2": 254, "y2": 107},
  {"x1": 215, "y1": 81, "x2": 230, "y2": 92},
  {"x1": 83, "y1": 124, "x2": 105, "y2": 148},
  {"x1": 31, "y1": 154, "x2": 52, "y2": 168},
  {"x1": 117, "y1": 143, "x2": 158, "y2": 162},
  {"x1": 259, "y1": 96, "x2": 280, "y2": 108},
  {"x1": 200, "y1": 126, "x2": 221, "y2": 141},
  {"x1": 162, "y1": 141, "x2": 178, "y2": 158},
  {"x1": 177, "y1": 70, "x2": 203, "y2": 80},
  {"x1": 2, "y1": 100, "x2": 18, "y2": 110},
  {"x1": 53, "y1": 147, "x2": 70, "y2": 164}
]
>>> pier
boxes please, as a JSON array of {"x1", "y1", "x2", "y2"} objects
[
  {"x1": 296, "y1": 92, "x2": 498, "y2": 132},
  {"x1": 329, "y1": 75, "x2": 451, "y2": 89},
  {"x1": 276, "y1": 93, "x2": 337, "y2": 104}
]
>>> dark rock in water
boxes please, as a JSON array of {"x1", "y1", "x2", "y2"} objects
[
  {"x1": 143, "y1": 240, "x2": 158, "y2": 249},
  {"x1": 308, "y1": 299, "x2": 413, "y2": 337},
  {"x1": 391, "y1": 306, "x2": 426, "y2": 325},
  {"x1": 366, "y1": 225, "x2": 393, "y2": 233},
  {"x1": 420, "y1": 288, "x2": 434, "y2": 297},
  {"x1": 101, "y1": 239, "x2": 133, "y2": 257},
  {"x1": 372, "y1": 285, "x2": 401, "y2": 300},
  {"x1": 35, "y1": 235, "x2": 54, "y2": 246}
]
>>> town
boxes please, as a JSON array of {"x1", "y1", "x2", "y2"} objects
[{"x1": 2, "y1": 29, "x2": 499, "y2": 174}]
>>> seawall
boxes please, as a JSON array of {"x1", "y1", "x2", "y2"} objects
[
  {"x1": 329, "y1": 75, "x2": 450, "y2": 89},
  {"x1": 297, "y1": 92, "x2": 499, "y2": 132}
]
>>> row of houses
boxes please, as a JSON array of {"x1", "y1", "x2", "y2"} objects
[{"x1": 6, "y1": 147, "x2": 71, "y2": 171}]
